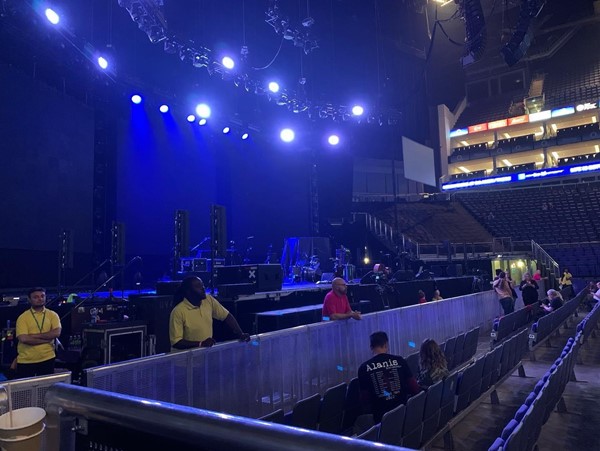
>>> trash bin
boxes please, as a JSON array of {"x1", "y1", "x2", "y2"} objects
[{"x1": 0, "y1": 407, "x2": 46, "y2": 451}]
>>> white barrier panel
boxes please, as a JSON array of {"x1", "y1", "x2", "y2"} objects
[{"x1": 86, "y1": 291, "x2": 501, "y2": 418}]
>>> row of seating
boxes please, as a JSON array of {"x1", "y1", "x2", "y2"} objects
[
  {"x1": 558, "y1": 151, "x2": 600, "y2": 167},
  {"x1": 489, "y1": 332, "x2": 581, "y2": 451},
  {"x1": 258, "y1": 327, "x2": 481, "y2": 437},
  {"x1": 529, "y1": 290, "x2": 583, "y2": 360},
  {"x1": 575, "y1": 300, "x2": 600, "y2": 362},
  {"x1": 491, "y1": 303, "x2": 540, "y2": 346},
  {"x1": 359, "y1": 329, "x2": 529, "y2": 449}
]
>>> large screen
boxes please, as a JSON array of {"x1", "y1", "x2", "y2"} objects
[{"x1": 402, "y1": 136, "x2": 437, "y2": 188}]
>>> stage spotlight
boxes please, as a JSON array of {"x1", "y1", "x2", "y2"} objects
[
  {"x1": 97, "y1": 56, "x2": 108, "y2": 70},
  {"x1": 241, "y1": 132, "x2": 249, "y2": 140},
  {"x1": 222, "y1": 56, "x2": 235, "y2": 69},
  {"x1": 328, "y1": 134, "x2": 340, "y2": 146},
  {"x1": 268, "y1": 81, "x2": 280, "y2": 93},
  {"x1": 280, "y1": 128, "x2": 295, "y2": 143},
  {"x1": 159, "y1": 104, "x2": 169, "y2": 113},
  {"x1": 198, "y1": 118, "x2": 207, "y2": 126},
  {"x1": 351, "y1": 105, "x2": 364, "y2": 116},
  {"x1": 187, "y1": 114, "x2": 196, "y2": 123},
  {"x1": 45, "y1": 8, "x2": 60, "y2": 25},
  {"x1": 131, "y1": 94, "x2": 142, "y2": 104},
  {"x1": 195, "y1": 103, "x2": 211, "y2": 119},
  {"x1": 223, "y1": 126, "x2": 231, "y2": 134}
]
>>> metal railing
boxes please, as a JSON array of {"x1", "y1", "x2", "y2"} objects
[
  {"x1": 531, "y1": 240, "x2": 561, "y2": 278},
  {"x1": 84, "y1": 290, "x2": 501, "y2": 419},
  {"x1": 0, "y1": 371, "x2": 71, "y2": 415},
  {"x1": 45, "y1": 383, "x2": 410, "y2": 451},
  {"x1": 352, "y1": 212, "x2": 420, "y2": 258}
]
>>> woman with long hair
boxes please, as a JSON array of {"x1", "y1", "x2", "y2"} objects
[{"x1": 417, "y1": 339, "x2": 449, "y2": 388}]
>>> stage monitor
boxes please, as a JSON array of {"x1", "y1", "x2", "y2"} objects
[{"x1": 402, "y1": 136, "x2": 436, "y2": 188}]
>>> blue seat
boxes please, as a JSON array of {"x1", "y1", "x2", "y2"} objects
[
  {"x1": 524, "y1": 391, "x2": 536, "y2": 406},
  {"x1": 259, "y1": 408, "x2": 285, "y2": 424},
  {"x1": 357, "y1": 423, "x2": 380, "y2": 442},
  {"x1": 514, "y1": 404, "x2": 529, "y2": 422},
  {"x1": 341, "y1": 378, "x2": 360, "y2": 434},
  {"x1": 452, "y1": 333, "x2": 466, "y2": 369},
  {"x1": 379, "y1": 403, "x2": 406, "y2": 446},
  {"x1": 406, "y1": 352, "x2": 420, "y2": 378},
  {"x1": 318, "y1": 382, "x2": 347, "y2": 434},
  {"x1": 401, "y1": 390, "x2": 426, "y2": 448},
  {"x1": 444, "y1": 337, "x2": 457, "y2": 369},
  {"x1": 421, "y1": 380, "x2": 443, "y2": 445},
  {"x1": 438, "y1": 372, "x2": 458, "y2": 429},
  {"x1": 488, "y1": 437, "x2": 505, "y2": 451},
  {"x1": 501, "y1": 419, "x2": 519, "y2": 440}
]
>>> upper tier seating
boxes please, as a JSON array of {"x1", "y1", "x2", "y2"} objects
[{"x1": 457, "y1": 181, "x2": 600, "y2": 244}]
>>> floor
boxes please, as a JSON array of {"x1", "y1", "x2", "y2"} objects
[{"x1": 429, "y1": 313, "x2": 600, "y2": 451}]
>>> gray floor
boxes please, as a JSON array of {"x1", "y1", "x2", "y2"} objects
[{"x1": 429, "y1": 315, "x2": 600, "y2": 451}]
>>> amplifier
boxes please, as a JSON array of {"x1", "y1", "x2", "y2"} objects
[
  {"x1": 256, "y1": 264, "x2": 283, "y2": 292},
  {"x1": 180, "y1": 258, "x2": 208, "y2": 272},
  {"x1": 82, "y1": 323, "x2": 147, "y2": 365},
  {"x1": 217, "y1": 283, "x2": 256, "y2": 299},
  {"x1": 216, "y1": 265, "x2": 258, "y2": 286}
]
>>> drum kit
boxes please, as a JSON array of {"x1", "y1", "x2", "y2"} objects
[{"x1": 292, "y1": 254, "x2": 322, "y2": 282}]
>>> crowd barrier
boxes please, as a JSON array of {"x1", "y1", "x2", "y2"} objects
[{"x1": 85, "y1": 290, "x2": 501, "y2": 418}]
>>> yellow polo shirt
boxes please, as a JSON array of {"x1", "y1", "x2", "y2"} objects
[
  {"x1": 16, "y1": 307, "x2": 61, "y2": 364},
  {"x1": 169, "y1": 296, "x2": 229, "y2": 350}
]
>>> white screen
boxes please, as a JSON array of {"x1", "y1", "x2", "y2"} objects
[{"x1": 402, "y1": 136, "x2": 437, "y2": 187}]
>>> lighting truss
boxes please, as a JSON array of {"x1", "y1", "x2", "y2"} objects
[{"x1": 265, "y1": 0, "x2": 318, "y2": 55}]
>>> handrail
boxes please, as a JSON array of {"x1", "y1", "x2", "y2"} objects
[
  {"x1": 531, "y1": 240, "x2": 560, "y2": 278},
  {"x1": 44, "y1": 384, "x2": 410, "y2": 451},
  {"x1": 352, "y1": 212, "x2": 421, "y2": 258}
]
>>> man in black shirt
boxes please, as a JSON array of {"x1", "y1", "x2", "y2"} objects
[{"x1": 357, "y1": 331, "x2": 421, "y2": 424}]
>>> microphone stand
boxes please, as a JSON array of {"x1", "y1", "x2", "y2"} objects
[
  {"x1": 46, "y1": 259, "x2": 112, "y2": 309},
  {"x1": 59, "y1": 256, "x2": 142, "y2": 322}
]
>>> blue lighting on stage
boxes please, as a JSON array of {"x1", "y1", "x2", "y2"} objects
[
  {"x1": 186, "y1": 114, "x2": 196, "y2": 123},
  {"x1": 280, "y1": 128, "x2": 295, "y2": 143},
  {"x1": 442, "y1": 161, "x2": 600, "y2": 191},
  {"x1": 351, "y1": 105, "x2": 364, "y2": 116},
  {"x1": 328, "y1": 134, "x2": 340, "y2": 146},
  {"x1": 97, "y1": 56, "x2": 108, "y2": 70},
  {"x1": 222, "y1": 126, "x2": 230, "y2": 134},
  {"x1": 131, "y1": 94, "x2": 142, "y2": 104},
  {"x1": 198, "y1": 118, "x2": 207, "y2": 126},
  {"x1": 195, "y1": 103, "x2": 211, "y2": 119},
  {"x1": 268, "y1": 81, "x2": 280, "y2": 93},
  {"x1": 222, "y1": 56, "x2": 235, "y2": 70},
  {"x1": 159, "y1": 104, "x2": 169, "y2": 113},
  {"x1": 45, "y1": 8, "x2": 60, "y2": 25},
  {"x1": 241, "y1": 132, "x2": 249, "y2": 140}
]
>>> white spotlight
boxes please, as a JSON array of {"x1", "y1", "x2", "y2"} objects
[
  {"x1": 328, "y1": 135, "x2": 340, "y2": 146},
  {"x1": 97, "y1": 56, "x2": 108, "y2": 70},
  {"x1": 187, "y1": 114, "x2": 196, "y2": 123},
  {"x1": 222, "y1": 56, "x2": 235, "y2": 70},
  {"x1": 352, "y1": 105, "x2": 364, "y2": 116},
  {"x1": 198, "y1": 118, "x2": 207, "y2": 126},
  {"x1": 268, "y1": 82, "x2": 280, "y2": 93},
  {"x1": 241, "y1": 133, "x2": 249, "y2": 140},
  {"x1": 195, "y1": 103, "x2": 211, "y2": 119},
  {"x1": 159, "y1": 105, "x2": 169, "y2": 113},
  {"x1": 45, "y1": 8, "x2": 60, "y2": 25},
  {"x1": 223, "y1": 126, "x2": 231, "y2": 134},
  {"x1": 280, "y1": 128, "x2": 295, "y2": 143},
  {"x1": 131, "y1": 94, "x2": 142, "y2": 104}
]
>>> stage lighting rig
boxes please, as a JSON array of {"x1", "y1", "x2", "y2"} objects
[
  {"x1": 265, "y1": 0, "x2": 318, "y2": 55},
  {"x1": 117, "y1": 0, "x2": 167, "y2": 43}
]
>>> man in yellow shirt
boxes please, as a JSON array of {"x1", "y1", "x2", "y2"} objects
[
  {"x1": 15, "y1": 287, "x2": 62, "y2": 378},
  {"x1": 169, "y1": 277, "x2": 250, "y2": 350}
]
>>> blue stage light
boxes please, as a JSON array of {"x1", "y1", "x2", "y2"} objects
[
  {"x1": 268, "y1": 82, "x2": 280, "y2": 93},
  {"x1": 280, "y1": 128, "x2": 295, "y2": 143},
  {"x1": 351, "y1": 105, "x2": 364, "y2": 116},
  {"x1": 45, "y1": 8, "x2": 60, "y2": 25},
  {"x1": 222, "y1": 56, "x2": 235, "y2": 70},
  {"x1": 195, "y1": 103, "x2": 211, "y2": 119},
  {"x1": 131, "y1": 94, "x2": 142, "y2": 104},
  {"x1": 198, "y1": 118, "x2": 207, "y2": 126},
  {"x1": 223, "y1": 126, "x2": 231, "y2": 134},
  {"x1": 97, "y1": 56, "x2": 108, "y2": 70},
  {"x1": 159, "y1": 104, "x2": 169, "y2": 113},
  {"x1": 328, "y1": 134, "x2": 340, "y2": 146},
  {"x1": 187, "y1": 114, "x2": 196, "y2": 123},
  {"x1": 241, "y1": 133, "x2": 249, "y2": 140}
]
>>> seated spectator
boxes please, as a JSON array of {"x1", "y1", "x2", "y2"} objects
[
  {"x1": 357, "y1": 332, "x2": 421, "y2": 427},
  {"x1": 583, "y1": 281, "x2": 598, "y2": 311},
  {"x1": 417, "y1": 339, "x2": 449, "y2": 388},
  {"x1": 431, "y1": 289, "x2": 443, "y2": 302},
  {"x1": 533, "y1": 269, "x2": 542, "y2": 281},
  {"x1": 541, "y1": 289, "x2": 564, "y2": 314},
  {"x1": 418, "y1": 290, "x2": 427, "y2": 304}
]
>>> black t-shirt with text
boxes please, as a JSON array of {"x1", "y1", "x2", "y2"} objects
[{"x1": 358, "y1": 353, "x2": 414, "y2": 422}]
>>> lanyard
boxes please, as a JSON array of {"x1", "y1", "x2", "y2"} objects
[{"x1": 30, "y1": 309, "x2": 46, "y2": 333}]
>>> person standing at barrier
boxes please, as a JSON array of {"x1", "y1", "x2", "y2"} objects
[
  {"x1": 357, "y1": 331, "x2": 420, "y2": 428},
  {"x1": 493, "y1": 271, "x2": 515, "y2": 315},
  {"x1": 417, "y1": 339, "x2": 449, "y2": 388},
  {"x1": 321, "y1": 277, "x2": 361, "y2": 321},
  {"x1": 431, "y1": 289, "x2": 443, "y2": 302},
  {"x1": 169, "y1": 276, "x2": 250, "y2": 351},
  {"x1": 519, "y1": 273, "x2": 540, "y2": 306},
  {"x1": 559, "y1": 268, "x2": 574, "y2": 299},
  {"x1": 15, "y1": 287, "x2": 62, "y2": 378}
]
